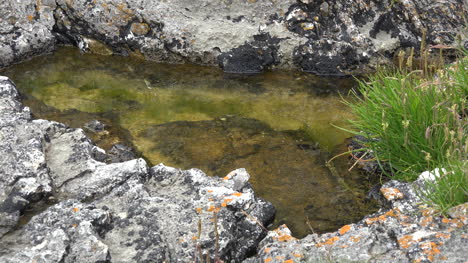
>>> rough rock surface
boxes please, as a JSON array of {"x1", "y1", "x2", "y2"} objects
[
  {"x1": 0, "y1": 0, "x2": 57, "y2": 68},
  {"x1": 1, "y1": 0, "x2": 466, "y2": 74},
  {"x1": 0, "y1": 76, "x2": 275, "y2": 262},
  {"x1": 245, "y1": 173, "x2": 468, "y2": 262}
]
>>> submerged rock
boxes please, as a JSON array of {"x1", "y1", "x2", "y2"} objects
[{"x1": 1, "y1": 0, "x2": 465, "y2": 74}]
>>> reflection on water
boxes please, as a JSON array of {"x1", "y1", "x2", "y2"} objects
[{"x1": 2, "y1": 47, "x2": 378, "y2": 238}]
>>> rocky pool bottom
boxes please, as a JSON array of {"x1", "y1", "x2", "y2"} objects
[
  {"x1": 1, "y1": 77, "x2": 466, "y2": 262},
  {"x1": 2, "y1": 47, "x2": 380, "y2": 238}
]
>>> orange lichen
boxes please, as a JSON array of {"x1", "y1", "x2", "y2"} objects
[
  {"x1": 441, "y1": 218, "x2": 463, "y2": 228},
  {"x1": 339, "y1": 225, "x2": 351, "y2": 235},
  {"x1": 195, "y1": 207, "x2": 202, "y2": 214},
  {"x1": 283, "y1": 260, "x2": 293, "y2": 263},
  {"x1": 27, "y1": 15, "x2": 34, "y2": 22},
  {"x1": 207, "y1": 205, "x2": 215, "y2": 212},
  {"x1": 264, "y1": 248, "x2": 272, "y2": 253},
  {"x1": 365, "y1": 217, "x2": 379, "y2": 225},
  {"x1": 293, "y1": 253, "x2": 302, "y2": 258},
  {"x1": 72, "y1": 207, "x2": 79, "y2": 212},
  {"x1": 420, "y1": 216, "x2": 433, "y2": 227},
  {"x1": 380, "y1": 187, "x2": 404, "y2": 200},
  {"x1": 223, "y1": 176, "x2": 230, "y2": 180},
  {"x1": 264, "y1": 258, "x2": 272, "y2": 263},
  {"x1": 350, "y1": 236, "x2": 362, "y2": 243},
  {"x1": 221, "y1": 202, "x2": 227, "y2": 207},
  {"x1": 192, "y1": 236, "x2": 197, "y2": 240},
  {"x1": 366, "y1": 209, "x2": 397, "y2": 225},
  {"x1": 207, "y1": 190, "x2": 213, "y2": 193},
  {"x1": 224, "y1": 198, "x2": 233, "y2": 203},
  {"x1": 340, "y1": 245, "x2": 349, "y2": 248},
  {"x1": 277, "y1": 234, "x2": 295, "y2": 242},
  {"x1": 275, "y1": 256, "x2": 284, "y2": 260},
  {"x1": 435, "y1": 232, "x2": 451, "y2": 239},
  {"x1": 214, "y1": 207, "x2": 221, "y2": 213},
  {"x1": 397, "y1": 235, "x2": 420, "y2": 249},
  {"x1": 71, "y1": 224, "x2": 77, "y2": 227},
  {"x1": 231, "y1": 192, "x2": 243, "y2": 197},
  {"x1": 316, "y1": 236, "x2": 339, "y2": 247},
  {"x1": 420, "y1": 241, "x2": 440, "y2": 261},
  {"x1": 179, "y1": 238, "x2": 185, "y2": 243}
]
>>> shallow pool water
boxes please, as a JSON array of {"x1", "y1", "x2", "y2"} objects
[{"x1": 2, "y1": 47, "x2": 378, "y2": 238}]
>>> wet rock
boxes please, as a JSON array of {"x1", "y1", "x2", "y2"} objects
[
  {"x1": 83, "y1": 119, "x2": 106, "y2": 133},
  {"x1": 246, "y1": 172, "x2": 468, "y2": 262}
]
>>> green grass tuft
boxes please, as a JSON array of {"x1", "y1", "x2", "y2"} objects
[{"x1": 345, "y1": 52, "x2": 467, "y2": 212}]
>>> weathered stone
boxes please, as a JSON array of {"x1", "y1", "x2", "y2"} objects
[
  {"x1": 246, "y1": 174, "x2": 468, "y2": 262},
  {"x1": 0, "y1": 0, "x2": 56, "y2": 68},
  {"x1": 2, "y1": 0, "x2": 464, "y2": 74}
]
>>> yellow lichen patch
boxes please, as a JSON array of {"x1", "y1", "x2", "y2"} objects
[
  {"x1": 27, "y1": 15, "x2": 34, "y2": 22},
  {"x1": 380, "y1": 187, "x2": 404, "y2": 200},
  {"x1": 315, "y1": 236, "x2": 339, "y2": 247},
  {"x1": 338, "y1": 225, "x2": 352, "y2": 235},
  {"x1": 420, "y1": 241, "x2": 440, "y2": 261},
  {"x1": 195, "y1": 207, "x2": 202, "y2": 214},
  {"x1": 264, "y1": 258, "x2": 272, "y2": 263},
  {"x1": 72, "y1": 207, "x2": 79, "y2": 212},
  {"x1": 350, "y1": 236, "x2": 361, "y2": 243}
]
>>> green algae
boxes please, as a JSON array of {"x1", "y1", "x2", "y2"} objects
[{"x1": 2, "y1": 47, "x2": 378, "y2": 238}]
